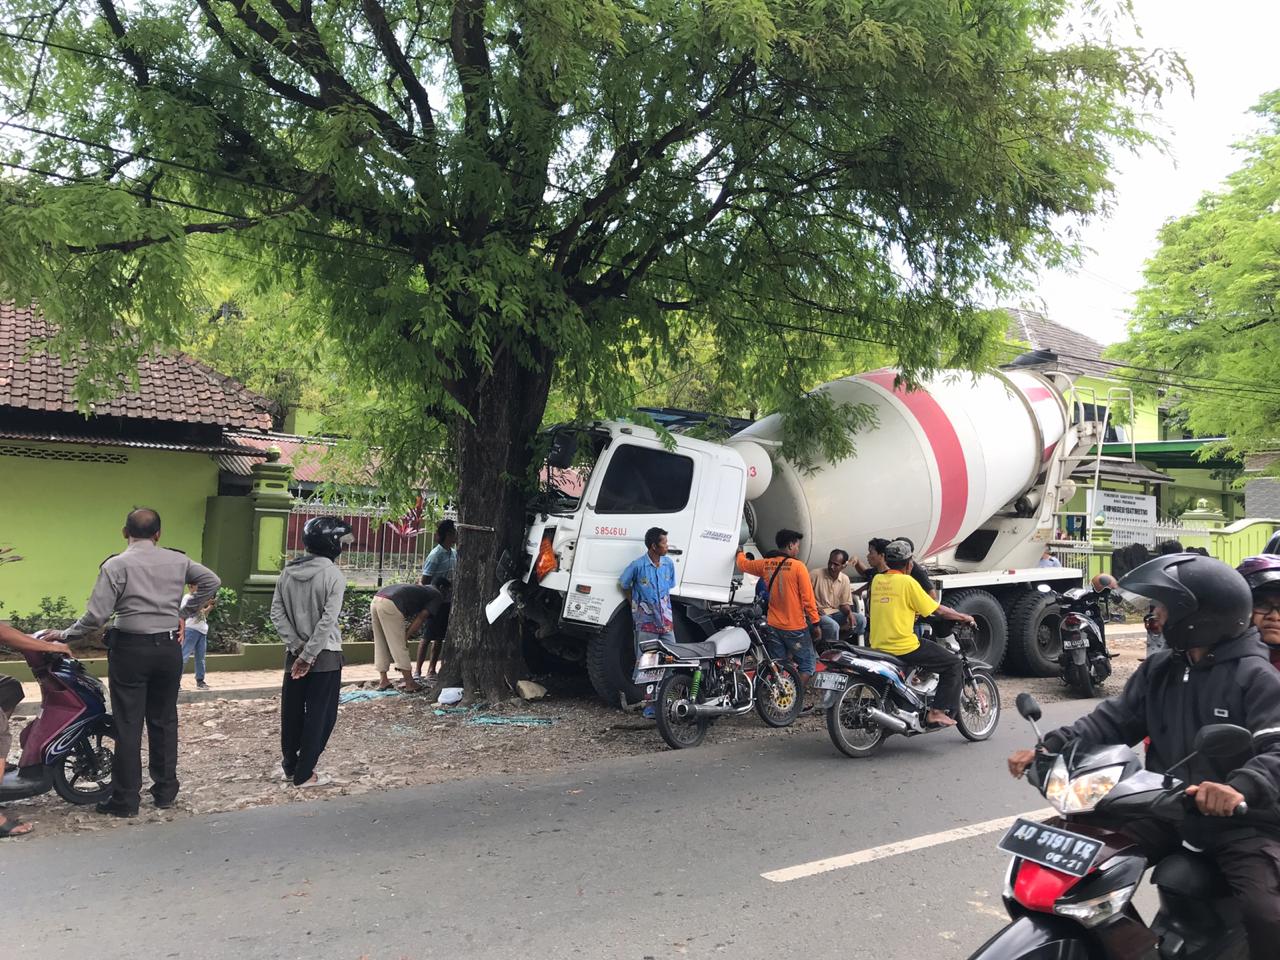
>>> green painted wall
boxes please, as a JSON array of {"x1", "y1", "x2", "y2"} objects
[
  {"x1": 0, "y1": 442, "x2": 219, "y2": 618},
  {"x1": 202, "y1": 495, "x2": 254, "y2": 593},
  {"x1": 1073, "y1": 375, "x2": 1160, "y2": 443}
]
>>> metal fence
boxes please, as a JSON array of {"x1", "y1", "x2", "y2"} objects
[{"x1": 287, "y1": 499, "x2": 456, "y2": 588}]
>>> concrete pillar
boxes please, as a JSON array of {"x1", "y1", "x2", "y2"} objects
[
  {"x1": 240, "y1": 449, "x2": 294, "y2": 610},
  {"x1": 1181, "y1": 498, "x2": 1226, "y2": 530}
]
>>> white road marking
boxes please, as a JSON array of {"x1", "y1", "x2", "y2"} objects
[{"x1": 761, "y1": 807, "x2": 1056, "y2": 883}]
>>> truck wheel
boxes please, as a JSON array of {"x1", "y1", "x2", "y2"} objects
[
  {"x1": 587, "y1": 612, "x2": 643, "y2": 707},
  {"x1": 1005, "y1": 591, "x2": 1063, "y2": 677},
  {"x1": 520, "y1": 624, "x2": 584, "y2": 677},
  {"x1": 944, "y1": 590, "x2": 1008, "y2": 670}
]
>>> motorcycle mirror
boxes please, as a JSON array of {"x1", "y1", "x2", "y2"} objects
[
  {"x1": 1016, "y1": 693, "x2": 1043, "y2": 723},
  {"x1": 1036, "y1": 583, "x2": 1051, "y2": 594},
  {"x1": 1193, "y1": 724, "x2": 1254, "y2": 760}
]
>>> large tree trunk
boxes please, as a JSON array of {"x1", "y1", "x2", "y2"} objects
[{"x1": 439, "y1": 344, "x2": 554, "y2": 702}]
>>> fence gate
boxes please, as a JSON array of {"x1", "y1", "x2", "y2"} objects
[{"x1": 287, "y1": 500, "x2": 456, "y2": 587}]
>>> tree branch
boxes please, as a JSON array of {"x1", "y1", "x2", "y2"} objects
[
  {"x1": 65, "y1": 216, "x2": 264, "y2": 254},
  {"x1": 96, "y1": 0, "x2": 149, "y2": 86},
  {"x1": 551, "y1": 58, "x2": 755, "y2": 274},
  {"x1": 360, "y1": 0, "x2": 436, "y2": 140}
]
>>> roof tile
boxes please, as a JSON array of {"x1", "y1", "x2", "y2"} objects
[{"x1": 0, "y1": 302, "x2": 276, "y2": 430}]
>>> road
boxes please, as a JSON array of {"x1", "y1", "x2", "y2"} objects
[{"x1": 4, "y1": 699, "x2": 1110, "y2": 960}]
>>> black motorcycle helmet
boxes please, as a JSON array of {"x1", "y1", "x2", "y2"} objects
[
  {"x1": 1118, "y1": 552, "x2": 1252, "y2": 652},
  {"x1": 301, "y1": 516, "x2": 354, "y2": 560}
]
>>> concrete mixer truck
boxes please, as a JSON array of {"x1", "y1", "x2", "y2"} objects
[{"x1": 487, "y1": 367, "x2": 1102, "y2": 707}]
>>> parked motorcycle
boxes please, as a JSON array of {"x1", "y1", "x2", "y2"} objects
[
  {"x1": 812, "y1": 625, "x2": 1001, "y2": 758},
  {"x1": 634, "y1": 603, "x2": 803, "y2": 749},
  {"x1": 1035, "y1": 574, "x2": 1117, "y2": 698},
  {"x1": 969, "y1": 693, "x2": 1275, "y2": 959},
  {"x1": 0, "y1": 641, "x2": 116, "y2": 806}
]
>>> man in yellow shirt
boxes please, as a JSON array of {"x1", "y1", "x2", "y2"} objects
[{"x1": 869, "y1": 540, "x2": 976, "y2": 727}]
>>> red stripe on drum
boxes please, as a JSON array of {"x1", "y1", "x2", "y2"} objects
[{"x1": 860, "y1": 371, "x2": 969, "y2": 555}]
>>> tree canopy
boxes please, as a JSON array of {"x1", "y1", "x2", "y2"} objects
[
  {"x1": 0, "y1": 0, "x2": 1179, "y2": 696},
  {"x1": 1114, "y1": 89, "x2": 1280, "y2": 457}
]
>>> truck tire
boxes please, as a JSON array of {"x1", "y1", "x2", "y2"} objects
[
  {"x1": 1005, "y1": 591, "x2": 1063, "y2": 677},
  {"x1": 520, "y1": 623, "x2": 584, "y2": 677},
  {"x1": 587, "y1": 612, "x2": 642, "y2": 708},
  {"x1": 944, "y1": 590, "x2": 1008, "y2": 670}
]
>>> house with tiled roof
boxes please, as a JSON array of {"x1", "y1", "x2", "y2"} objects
[
  {"x1": 1001, "y1": 307, "x2": 1246, "y2": 539},
  {"x1": 0, "y1": 302, "x2": 273, "y2": 614}
]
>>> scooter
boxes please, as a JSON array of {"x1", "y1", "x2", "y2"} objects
[
  {"x1": 968, "y1": 693, "x2": 1276, "y2": 959},
  {"x1": 0, "y1": 639, "x2": 116, "y2": 806},
  {"x1": 1035, "y1": 580, "x2": 1116, "y2": 698}
]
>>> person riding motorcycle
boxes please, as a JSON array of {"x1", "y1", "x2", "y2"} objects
[
  {"x1": 1237, "y1": 554, "x2": 1280, "y2": 670},
  {"x1": 1008, "y1": 553, "x2": 1280, "y2": 960}
]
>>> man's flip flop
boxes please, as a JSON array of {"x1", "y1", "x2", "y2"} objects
[{"x1": 0, "y1": 815, "x2": 33, "y2": 838}]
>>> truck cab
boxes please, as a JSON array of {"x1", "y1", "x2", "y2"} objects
[{"x1": 494, "y1": 422, "x2": 748, "y2": 705}]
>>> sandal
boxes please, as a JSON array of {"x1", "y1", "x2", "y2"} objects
[{"x1": 0, "y1": 814, "x2": 33, "y2": 838}]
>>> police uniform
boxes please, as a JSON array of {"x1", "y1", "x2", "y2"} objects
[{"x1": 65, "y1": 540, "x2": 220, "y2": 813}]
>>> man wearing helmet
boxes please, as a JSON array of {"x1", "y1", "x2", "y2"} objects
[
  {"x1": 1009, "y1": 553, "x2": 1280, "y2": 959},
  {"x1": 1237, "y1": 555, "x2": 1280, "y2": 670},
  {"x1": 271, "y1": 516, "x2": 353, "y2": 788}
]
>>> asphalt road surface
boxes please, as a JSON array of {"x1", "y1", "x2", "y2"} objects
[{"x1": 5, "y1": 699, "x2": 1116, "y2": 960}]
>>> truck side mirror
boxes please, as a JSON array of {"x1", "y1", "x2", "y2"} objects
[{"x1": 546, "y1": 430, "x2": 578, "y2": 469}]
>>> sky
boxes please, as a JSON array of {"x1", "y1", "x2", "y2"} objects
[{"x1": 1024, "y1": 0, "x2": 1280, "y2": 346}]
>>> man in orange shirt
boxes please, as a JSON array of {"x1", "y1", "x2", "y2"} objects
[{"x1": 736, "y1": 529, "x2": 822, "y2": 695}]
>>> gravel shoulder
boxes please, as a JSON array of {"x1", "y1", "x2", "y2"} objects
[{"x1": 5, "y1": 632, "x2": 1147, "y2": 839}]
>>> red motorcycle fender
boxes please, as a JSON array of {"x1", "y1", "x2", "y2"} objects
[{"x1": 965, "y1": 914, "x2": 1091, "y2": 959}]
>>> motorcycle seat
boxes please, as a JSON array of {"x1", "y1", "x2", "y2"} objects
[
  {"x1": 1151, "y1": 852, "x2": 1231, "y2": 899},
  {"x1": 657, "y1": 639, "x2": 718, "y2": 661},
  {"x1": 822, "y1": 646, "x2": 907, "y2": 671}
]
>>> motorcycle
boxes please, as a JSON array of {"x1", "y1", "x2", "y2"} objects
[
  {"x1": 634, "y1": 602, "x2": 804, "y2": 749},
  {"x1": 0, "y1": 641, "x2": 117, "y2": 806},
  {"x1": 811, "y1": 625, "x2": 1001, "y2": 758},
  {"x1": 1035, "y1": 580, "x2": 1116, "y2": 698},
  {"x1": 969, "y1": 692, "x2": 1275, "y2": 959}
]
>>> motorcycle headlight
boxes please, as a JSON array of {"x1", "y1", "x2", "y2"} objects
[
  {"x1": 1045, "y1": 761, "x2": 1125, "y2": 814},
  {"x1": 1054, "y1": 883, "x2": 1137, "y2": 927}
]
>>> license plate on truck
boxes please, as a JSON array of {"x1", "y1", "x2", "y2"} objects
[{"x1": 811, "y1": 671, "x2": 848, "y2": 691}]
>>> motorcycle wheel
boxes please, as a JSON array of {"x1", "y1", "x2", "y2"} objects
[
  {"x1": 826, "y1": 682, "x2": 886, "y2": 758},
  {"x1": 654, "y1": 672, "x2": 710, "y2": 750},
  {"x1": 754, "y1": 660, "x2": 803, "y2": 728},
  {"x1": 1067, "y1": 660, "x2": 1096, "y2": 699},
  {"x1": 51, "y1": 729, "x2": 116, "y2": 805},
  {"x1": 956, "y1": 671, "x2": 1001, "y2": 742}
]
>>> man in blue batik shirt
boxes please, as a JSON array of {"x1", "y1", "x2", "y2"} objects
[{"x1": 619, "y1": 527, "x2": 678, "y2": 660}]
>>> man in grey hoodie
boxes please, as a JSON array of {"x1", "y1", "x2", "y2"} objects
[{"x1": 271, "y1": 516, "x2": 352, "y2": 788}]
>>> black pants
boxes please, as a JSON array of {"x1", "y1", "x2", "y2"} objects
[
  {"x1": 280, "y1": 658, "x2": 341, "y2": 786},
  {"x1": 107, "y1": 632, "x2": 182, "y2": 810},
  {"x1": 897, "y1": 639, "x2": 963, "y2": 718},
  {"x1": 1126, "y1": 820, "x2": 1280, "y2": 960}
]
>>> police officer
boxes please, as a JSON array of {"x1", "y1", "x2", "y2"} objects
[{"x1": 48, "y1": 507, "x2": 219, "y2": 817}]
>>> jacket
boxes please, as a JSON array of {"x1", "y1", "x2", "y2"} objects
[
  {"x1": 1045, "y1": 627, "x2": 1280, "y2": 843},
  {"x1": 735, "y1": 554, "x2": 819, "y2": 632},
  {"x1": 270, "y1": 555, "x2": 346, "y2": 664}
]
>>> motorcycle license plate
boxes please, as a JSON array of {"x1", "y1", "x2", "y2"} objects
[
  {"x1": 1062, "y1": 636, "x2": 1088, "y2": 650},
  {"x1": 997, "y1": 818, "x2": 1102, "y2": 878},
  {"x1": 633, "y1": 670, "x2": 664, "y2": 683},
  {"x1": 811, "y1": 671, "x2": 848, "y2": 691}
]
